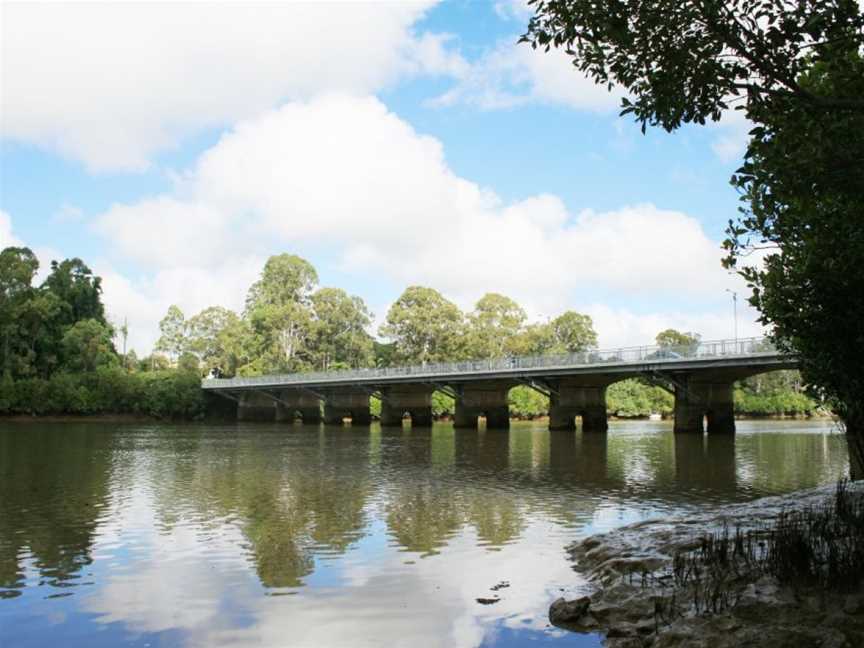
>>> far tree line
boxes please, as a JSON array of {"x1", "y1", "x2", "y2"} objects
[
  {"x1": 0, "y1": 246, "x2": 814, "y2": 419},
  {"x1": 152, "y1": 254, "x2": 602, "y2": 378}
]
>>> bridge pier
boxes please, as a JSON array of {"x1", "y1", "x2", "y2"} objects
[
  {"x1": 454, "y1": 383, "x2": 512, "y2": 430},
  {"x1": 548, "y1": 381, "x2": 608, "y2": 433},
  {"x1": 379, "y1": 385, "x2": 435, "y2": 427},
  {"x1": 673, "y1": 378, "x2": 735, "y2": 434},
  {"x1": 237, "y1": 391, "x2": 277, "y2": 422},
  {"x1": 321, "y1": 390, "x2": 371, "y2": 425},
  {"x1": 273, "y1": 390, "x2": 322, "y2": 423}
]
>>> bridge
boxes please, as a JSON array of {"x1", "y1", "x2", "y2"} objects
[{"x1": 202, "y1": 337, "x2": 796, "y2": 434}]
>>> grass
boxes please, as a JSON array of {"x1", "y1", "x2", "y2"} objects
[{"x1": 643, "y1": 480, "x2": 864, "y2": 626}]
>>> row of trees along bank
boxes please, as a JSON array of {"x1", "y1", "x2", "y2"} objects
[{"x1": 0, "y1": 247, "x2": 818, "y2": 420}]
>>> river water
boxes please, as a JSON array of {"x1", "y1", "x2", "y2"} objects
[{"x1": 0, "y1": 419, "x2": 849, "y2": 648}]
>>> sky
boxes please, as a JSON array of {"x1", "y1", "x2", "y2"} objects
[{"x1": 0, "y1": 0, "x2": 762, "y2": 355}]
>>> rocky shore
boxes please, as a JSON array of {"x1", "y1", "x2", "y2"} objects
[{"x1": 551, "y1": 483, "x2": 864, "y2": 647}]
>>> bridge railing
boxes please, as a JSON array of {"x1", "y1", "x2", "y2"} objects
[{"x1": 203, "y1": 336, "x2": 778, "y2": 389}]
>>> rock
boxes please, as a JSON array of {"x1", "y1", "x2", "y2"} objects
[
  {"x1": 476, "y1": 597, "x2": 500, "y2": 605},
  {"x1": 549, "y1": 596, "x2": 591, "y2": 625},
  {"x1": 490, "y1": 581, "x2": 510, "y2": 591}
]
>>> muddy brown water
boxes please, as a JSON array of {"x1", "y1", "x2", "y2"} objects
[{"x1": 0, "y1": 419, "x2": 848, "y2": 647}]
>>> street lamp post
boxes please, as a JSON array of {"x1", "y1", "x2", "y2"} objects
[{"x1": 725, "y1": 289, "x2": 738, "y2": 345}]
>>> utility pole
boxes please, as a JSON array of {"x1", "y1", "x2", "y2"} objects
[{"x1": 725, "y1": 289, "x2": 738, "y2": 344}]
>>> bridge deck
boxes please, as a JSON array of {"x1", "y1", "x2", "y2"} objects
[{"x1": 202, "y1": 337, "x2": 795, "y2": 392}]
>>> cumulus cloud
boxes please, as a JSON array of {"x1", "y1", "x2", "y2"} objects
[
  {"x1": 92, "y1": 95, "x2": 757, "y2": 354},
  {"x1": 0, "y1": 210, "x2": 23, "y2": 248},
  {"x1": 432, "y1": 40, "x2": 621, "y2": 111},
  {"x1": 0, "y1": 1, "x2": 460, "y2": 171}
]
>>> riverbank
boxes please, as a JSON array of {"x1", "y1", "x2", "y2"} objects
[
  {"x1": 0, "y1": 413, "x2": 155, "y2": 423},
  {"x1": 550, "y1": 482, "x2": 864, "y2": 647}
]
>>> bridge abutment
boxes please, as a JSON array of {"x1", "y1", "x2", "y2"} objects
[
  {"x1": 453, "y1": 383, "x2": 512, "y2": 430},
  {"x1": 673, "y1": 379, "x2": 735, "y2": 434},
  {"x1": 548, "y1": 382, "x2": 608, "y2": 432},
  {"x1": 379, "y1": 385, "x2": 435, "y2": 427}
]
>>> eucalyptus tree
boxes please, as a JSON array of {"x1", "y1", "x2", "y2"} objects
[
  {"x1": 244, "y1": 254, "x2": 319, "y2": 373},
  {"x1": 550, "y1": 311, "x2": 597, "y2": 353},
  {"x1": 379, "y1": 286, "x2": 465, "y2": 365},
  {"x1": 154, "y1": 305, "x2": 187, "y2": 362},
  {"x1": 185, "y1": 306, "x2": 241, "y2": 376},
  {"x1": 655, "y1": 329, "x2": 700, "y2": 349},
  {"x1": 466, "y1": 293, "x2": 527, "y2": 358},
  {"x1": 310, "y1": 287, "x2": 374, "y2": 370}
]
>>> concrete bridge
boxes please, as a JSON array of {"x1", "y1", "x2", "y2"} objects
[{"x1": 202, "y1": 337, "x2": 796, "y2": 434}]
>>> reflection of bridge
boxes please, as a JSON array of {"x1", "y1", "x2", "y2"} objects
[{"x1": 202, "y1": 337, "x2": 796, "y2": 434}]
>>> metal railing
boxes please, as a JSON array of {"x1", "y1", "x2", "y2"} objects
[{"x1": 202, "y1": 337, "x2": 782, "y2": 390}]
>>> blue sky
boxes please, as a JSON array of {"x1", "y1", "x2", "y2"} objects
[{"x1": 0, "y1": 1, "x2": 758, "y2": 353}]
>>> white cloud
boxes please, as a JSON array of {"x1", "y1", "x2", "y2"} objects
[
  {"x1": 586, "y1": 303, "x2": 764, "y2": 349},
  {"x1": 0, "y1": 210, "x2": 23, "y2": 248},
  {"x1": 710, "y1": 107, "x2": 752, "y2": 164},
  {"x1": 433, "y1": 40, "x2": 621, "y2": 111},
  {"x1": 93, "y1": 95, "x2": 756, "y2": 354},
  {"x1": 493, "y1": 0, "x2": 534, "y2": 22},
  {"x1": 0, "y1": 1, "x2": 456, "y2": 171}
]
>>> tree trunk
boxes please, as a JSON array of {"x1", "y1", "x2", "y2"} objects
[{"x1": 845, "y1": 405, "x2": 864, "y2": 481}]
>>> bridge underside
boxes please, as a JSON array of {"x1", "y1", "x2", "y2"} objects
[{"x1": 215, "y1": 361, "x2": 792, "y2": 435}]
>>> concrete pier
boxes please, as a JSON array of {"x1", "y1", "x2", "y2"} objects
[
  {"x1": 548, "y1": 380, "x2": 609, "y2": 433},
  {"x1": 453, "y1": 382, "x2": 513, "y2": 430},
  {"x1": 379, "y1": 385, "x2": 435, "y2": 427}
]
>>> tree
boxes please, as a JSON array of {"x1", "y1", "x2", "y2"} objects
[
  {"x1": 61, "y1": 319, "x2": 117, "y2": 373},
  {"x1": 726, "y1": 54, "x2": 864, "y2": 473},
  {"x1": 245, "y1": 254, "x2": 319, "y2": 373},
  {"x1": 655, "y1": 329, "x2": 700, "y2": 349},
  {"x1": 309, "y1": 288, "x2": 374, "y2": 370},
  {"x1": 522, "y1": 1, "x2": 864, "y2": 474},
  {"x1": 245, "y1": 254, "x2": 318, "y2": 310},
  {"x1": 154, "y1": 305, "x2": 187, "y2": 361},
  {"x1": 466, "y1": 293, "x2": 527, "y2": 358},
  {"x1": 0, "y1": 247, "x2": 39, "y2": 377},
  {"x1": 186, "y1": 306, "x2": 242, "y2": 376},
  {"x1": 513, "y1": 322, "x2": 556, "y2": 356},
  {"x1": 379, "y1": 286, "x2": 464, "y2": 364},
  {"x1": 42, "y1": 258, "x2": 106, "y2": 327},
  {"x1": 177, "y1": 351, "x2": 200, "y2": 374},
  {"x1": 118, "y1": 318, "x2": 129, "y2": 369},
  {"x1": 550, "y1": 311, "x2": 597, "y2": 353},
  {"x1": 522, "y1": 1, "x2": 864, "y2": 131}
]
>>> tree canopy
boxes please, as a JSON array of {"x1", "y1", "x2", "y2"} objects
[{"x1": 379, "y1": 286, "x2": 465, "y2": 365}]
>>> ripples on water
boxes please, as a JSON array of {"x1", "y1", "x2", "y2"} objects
[{"x1": 0, "y1": 419, "x2": 848, "y2": 647}]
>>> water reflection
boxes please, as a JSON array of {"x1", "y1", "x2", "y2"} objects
[
  {"x1": 0, "y1": 427, "x2": 113, "y2": 597},
  {"x1": 0, "y1": 419, "x2": 849, "y2": 647}
]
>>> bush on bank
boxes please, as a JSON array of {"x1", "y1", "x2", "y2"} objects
[
  {"x1": 733, "y1": 387, "x2": 817, "y2": 417},
  {"x1": 0, "y1": 368, "x2": 205, "y2": 419}
]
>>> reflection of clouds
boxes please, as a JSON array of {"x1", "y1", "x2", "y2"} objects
[
  {"x1": 202, "y1": 521, "x2": 583, "y2": 648},
  {"x1": 83, "y1": 482, "x2": 257, "y2": 636},
  {"x1": 81, "y1": 482, "x2": 584, "y2": 648}
]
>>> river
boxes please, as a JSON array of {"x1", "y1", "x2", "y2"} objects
[{"x1": 0, "y1": 419, "x2": 848, "y2": 648}]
